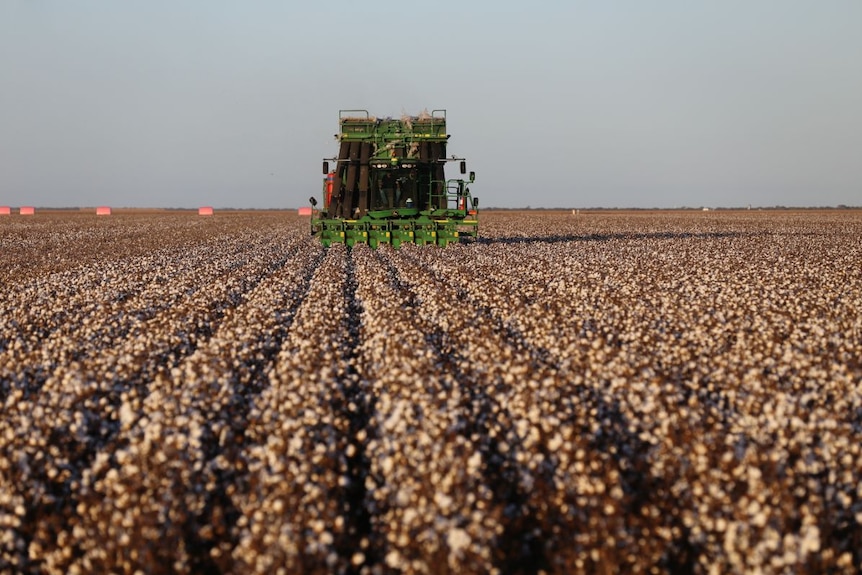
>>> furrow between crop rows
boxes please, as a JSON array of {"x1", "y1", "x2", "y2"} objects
[
  {"x1": 231, "y1": 244, "x2": 361, "y2": 573},
  {"x1": 0, "y1": 231, "x2": 313, "y2": 573},
  {"x1": 374, "y1": 244, "x2": 572, "y2": 571},
  {"x1": 26, "y1": 238, "x2": 325, "y2": 574},
  {"x1": 350, "y1": 244, "x2": 501, "y2": 572},
  {"x1": 0, "y1": 230, "x2": 304, "y2": 393},
  {"x1": 1, "y1": 210, "x2": 860, "y2": 573}
]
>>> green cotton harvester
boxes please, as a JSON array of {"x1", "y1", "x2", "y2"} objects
[{"x1": 309, "y1": 109, "x2": 478, "y2": 247}]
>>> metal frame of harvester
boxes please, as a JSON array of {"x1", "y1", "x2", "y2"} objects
[{"x1": 309, "y1": 109, "x2": 478, "y2": 247}]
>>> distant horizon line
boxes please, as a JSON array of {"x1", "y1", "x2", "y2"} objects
[{"x1": 1, "y1": 205, "x2": 860, "y2": 212}]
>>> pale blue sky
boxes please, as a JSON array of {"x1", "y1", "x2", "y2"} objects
[{"x1": 1, "y1": 1, "x2": 860, "y2": 208}]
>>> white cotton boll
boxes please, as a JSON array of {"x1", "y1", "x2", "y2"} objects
[
  {"x1": 447, "y1": 527, "x2": 471, "y2": 556},
  {"x1": 752, "y1": 511, "x2": 768, "y2": 528},
  {"x1": 122, "y1": 398, "x2": 145, "y2": 433},
  {"x1": 395, "y1": 488, "x2": 411, "y2": 507},
  {"x1": 289, "y1": 435, "x2": 303, "y2": 453},
  {"x1": 403, "y1": 508, "x2": 417, "y2": 526},
  {"x1": 434, "y1": 492, "x2": 453, "y2": 511},
  {"x1": 385, "y1": 550, "x2": 404, "y2": 569},
  {"x1": 799, "y1": 525, "x2": 820, "y2": 555}
]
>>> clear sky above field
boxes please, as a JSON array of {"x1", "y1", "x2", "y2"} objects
[{"x1": 1, "y1": 1, "x2": 860, "y2": 209}]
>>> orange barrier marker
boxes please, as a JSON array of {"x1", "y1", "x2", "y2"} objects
[{"x1": 198, "y1": 206, "x2": 214, "y2": 216}]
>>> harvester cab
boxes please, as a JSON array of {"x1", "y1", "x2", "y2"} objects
[{"x1": 309, "y1": 109, "x2": 478, "y2": 247}]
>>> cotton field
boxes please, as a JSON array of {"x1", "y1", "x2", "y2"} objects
[{"x1": 1, "y1": 209, "x2": 860, "y2": 574}]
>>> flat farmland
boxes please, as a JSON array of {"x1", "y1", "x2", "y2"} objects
[{"x1": 1, "y1": 209, "x2": 860, "y2": 574}]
